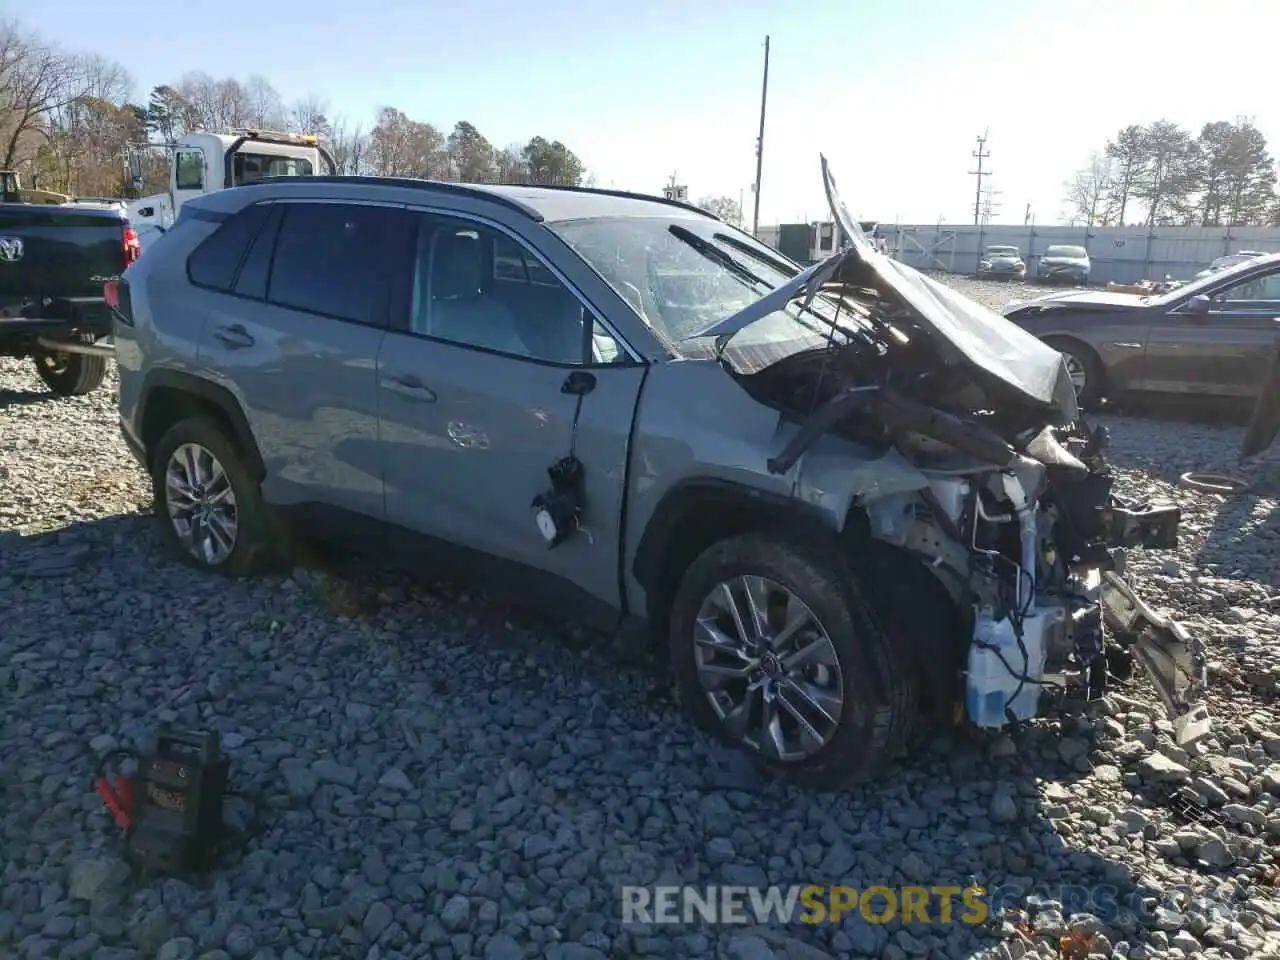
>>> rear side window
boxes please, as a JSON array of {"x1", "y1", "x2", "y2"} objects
[
  {"x1": 186, "y1": 203, "x2": 274, "y2": 291},
  {"x1": 232, "y1": 206, "x2": 284, "y2": 300},
  {"x1": 266, "y1": 203, "x2": 392, "y2": 325}
]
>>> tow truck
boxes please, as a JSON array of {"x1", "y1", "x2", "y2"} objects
[{"x1": 126, "y1": 128, "x2": 336, "y2": 245}]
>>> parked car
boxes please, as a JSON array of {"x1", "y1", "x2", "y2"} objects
[
  {"x1": 0, "y1": 200, "x2": 140, "y2": 395},
  {"x1": 1036, "y1": 244, "x2": 1091, "y2": 285},
  {"x1": 978, "y1": 245, "x2": 1025, "y2": 280},
  {"x1": 1002, "y1": 253, "x2": 1280, "y2": 410},
  {"x1": 1194, "y1": 250, "x2": 1266, "y2": 278},
  {"x1": 113, "y1": 160, "x2": 1208, "y2": 786}
]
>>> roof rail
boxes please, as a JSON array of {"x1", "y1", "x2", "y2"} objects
[
  {"x1": 500, "y1": 181, "x2": 719, "y2": 220},
  {"x1": 246, "y1": 175, "x2": 721, "y2": 222},
  {"x1": 245, "y1": 175, "x2": 546, "y2": 220}
]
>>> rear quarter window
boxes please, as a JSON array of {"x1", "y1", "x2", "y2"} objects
[{"x1": 186, "y1": 203, "x2": 275, "y2": 291}]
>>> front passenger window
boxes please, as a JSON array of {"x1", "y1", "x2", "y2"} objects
[{"x1": 408, "y1": 215, "x2": 603, "y2": 364}]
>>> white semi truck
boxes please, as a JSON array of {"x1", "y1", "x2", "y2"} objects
[{"x1": 127, "y1": 128, "x2": 336, "y2": 247}]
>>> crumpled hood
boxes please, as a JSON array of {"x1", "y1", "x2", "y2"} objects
[{"x1": 691, "y1": 156, "x2": 1079, "y2": 420}]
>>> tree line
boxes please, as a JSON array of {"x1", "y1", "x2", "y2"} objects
[
  {"x1": 1064, "y1": 118, "x2": 1279, "y2": 228},
  {"x1": 0, "y1": 15, "x2": 590, "y2": 198}
]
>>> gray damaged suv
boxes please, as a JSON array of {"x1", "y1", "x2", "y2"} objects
[{"x1": 112, "y1": 157, "x2": 1211, "y2": 787}]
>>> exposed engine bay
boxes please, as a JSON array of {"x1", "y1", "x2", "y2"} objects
[{"x1": 729, "y1": 263, "x2": 1211, "y2": 748}]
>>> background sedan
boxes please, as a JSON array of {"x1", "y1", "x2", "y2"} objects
[
  {"x1": 1002, "y1": 253, "x2": 1280, "y2": 410},
  {"x1": 1036, "y1": 244, "x2": 1091, "y2": 284}
]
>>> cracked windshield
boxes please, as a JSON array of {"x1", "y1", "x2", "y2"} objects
[{"x1": 552, "y1": 217, "x2": 862, "y2": 357}]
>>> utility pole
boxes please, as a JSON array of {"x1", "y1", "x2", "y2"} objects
[
  {"x1": 980, "y1": 186, "x2": 1001, "y2": 225},
  {"x1": 1024, "y1": 202, "x2": 1032, "y2": 226},
  {"x1": 751, "y1": 35, "x2": 770, "y2": 237},
  {"x1": 969, "y1": 132, "x2": 991, "y2": 226}
]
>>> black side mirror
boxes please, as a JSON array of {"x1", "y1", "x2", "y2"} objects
[{"x1": 1185, "y1": 294, "x2": 1212, "y2": 316}]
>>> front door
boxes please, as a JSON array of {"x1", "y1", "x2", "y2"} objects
[
  {"x1": 376, "y1": 210, "x2": 646, "y2": 619},
  {"x1": 1142, "y1": 266, "x2": 1280, "y2": 398},
  {"x1": 194, "y1": 199, "x2": 398, "y2": 547},
  {"x1": 172, "y1": 148, "x2": 207, "y2": 216}
]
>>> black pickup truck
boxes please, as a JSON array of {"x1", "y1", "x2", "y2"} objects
[{"x1": 0, "y1": 201, "x2": 139, "y2": 396}]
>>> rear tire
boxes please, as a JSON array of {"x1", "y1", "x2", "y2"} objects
[
  {"x1": 33, "y1": 336, "x2": 107, "y2": 396},
  {"x1": 668, "y1": 531, "x2": 917, "y2": 790},
  {"x1": 150, "y1": 416, "x2": 280, "y2": 578}
]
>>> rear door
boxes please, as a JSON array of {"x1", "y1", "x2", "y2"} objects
[
  {"x1": 192, "y1": 199, "x2": 396, "y2": 548},
  {"x1": 1142, "y1": 265, "x2": 1280, "y2": 397},
  {"x1": 375, "y1": 208, "x2": 646, "y2": 617}
]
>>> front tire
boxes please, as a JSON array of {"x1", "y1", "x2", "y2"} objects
[
  {"x1": 33, "y1": 337, "x2": 107, "y2": 396},
  {"x1": 1044, "y1": 336, "x2": 1105, "y2": 409},
  {"x1": 668, "y1": 531, "x2": 917, "y2": 789},
  {"x1": 150, "y1": 416, "x2": 278, "y2": 577}
]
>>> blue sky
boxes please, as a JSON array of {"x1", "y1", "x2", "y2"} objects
[{"x1": 32, "y1": 0, "x2": 1279, "y2": 226}]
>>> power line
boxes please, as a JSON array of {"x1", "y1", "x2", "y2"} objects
[
  {"x1": 968, "y1": 132, "x2": 991, "y2": 226},
  {"x1": 980, "y1": 186, "x2": 1001, "y2": 225}
]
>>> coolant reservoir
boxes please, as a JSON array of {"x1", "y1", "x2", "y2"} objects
[
  {"x1": 965, "y1": 607, "x2": 1047, "y2": 727},
  {"x1": 927, "y1": 478, "x2": 969, "y2": 527}
]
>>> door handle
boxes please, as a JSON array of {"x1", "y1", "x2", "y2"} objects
[
  {"x1": 212, "y1": 324, "x2": 255, "y2": 349},
  {"x1": 380, "y1": 373, "x2": 436, "y2": 402}
]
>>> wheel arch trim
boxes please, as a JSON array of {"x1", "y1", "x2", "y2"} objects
[
  {"x1": 138, "y1": 368, "x2": 266, "y2": 480},
  {"x1": 631, "y1": 478, "x2": 838, "y2": 598}
]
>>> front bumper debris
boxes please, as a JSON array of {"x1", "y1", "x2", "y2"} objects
[
  {"x1": 1099, "y1": 570, "x2": 1211, "y2": 748},
  {"x1": 1097, "y1": 496, "x2": 1181, "y2": 551}
]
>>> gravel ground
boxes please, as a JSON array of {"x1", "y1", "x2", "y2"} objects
[{"x1": 3, "y1": 276, "x2": 1280, "y2": 960}]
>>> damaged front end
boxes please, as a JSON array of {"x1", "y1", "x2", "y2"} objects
[
  {"x1": 777, "y1": 380, "x2": 1209, "y2": 748},
  {"x1": 689, "y1": 157, "x2": 1212, "y2": 746}
]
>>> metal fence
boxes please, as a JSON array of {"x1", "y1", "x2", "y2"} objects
[{"x1": 870, "y1": 223, "x2": 1280, "y2": 286}]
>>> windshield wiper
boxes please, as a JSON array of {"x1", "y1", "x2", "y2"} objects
[
  {"x1": 713, "y1": 231, "x2": 798, "y2": 276},
  {"x1": 668, "y1": 225, "x2": 773, "y2": 291}
]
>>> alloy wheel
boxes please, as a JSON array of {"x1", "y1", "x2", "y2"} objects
[
  {"x1": 693, "y1": 575, "x2": 845, "y2": 762},
  {"x1": 1062, "y1": 352, "x2": 1088, "y2": 393},
  {"x1": 164, "y1": 442, "x2": 239, "y2": 565}
]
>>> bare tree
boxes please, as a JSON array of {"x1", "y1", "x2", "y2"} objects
[
  {"x1": 0, "y1": 19, "x2": 93, "y2": 168},
  {"x1": 174, "y1": 71, "x2": 286, "y2": 132},
  {"x1": 695, "y1": 195, "x2": 743, "y2": 225},
  {"x1": 76, "y1": 52, "x2": 132, "y2": 102},
  {"x1": 175, "y1": 71, "x2": 243, "y2": 130},
  {"x1": 291, "y1": 94, "x2": 331, "y2": 138},
  {"x1": 244, "y1": 74, "x2": 286, "y2": 129},
  {"x1": 328, "y1": 115, "x2": 368, "y2": 175},
  {"x1": 495, "y1": 142, "x2": 527, "y2": 181},
  {"x1": 1062, "y1": 152, "x2": 1115, "y2": 226},
  {"x1": 367, "y1": 107, "x2": 446, "y2": 179}
]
